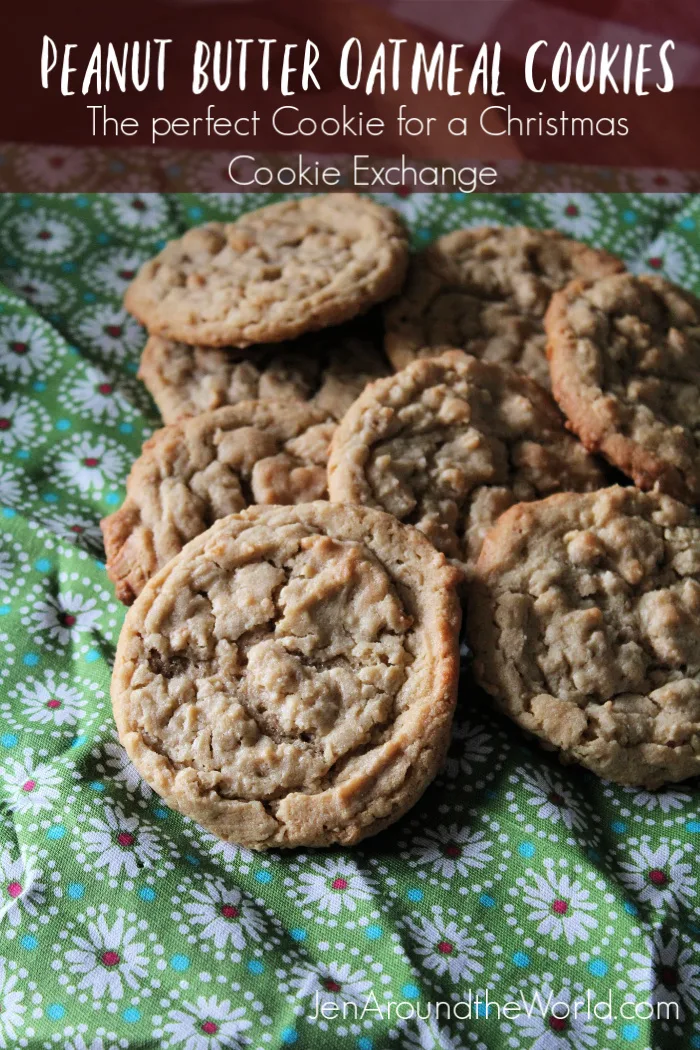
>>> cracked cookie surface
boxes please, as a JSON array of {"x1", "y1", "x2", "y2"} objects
[
  {"x1": 327, "y1": 351, "x2": 605, "y2": 574},
  {"x1": 101, "y1": 400, "x2": 335, "y2": 604},
  {"x1": 469, "y1": 486, "x2": 700, "y2": 787},
  {"x1": 546, "y1": 273, "x2": 700, "y2": 503},
  {"x1": 138, "y1": 320, "x2": 390, "y2": 424},
  {"x1": 384, "y1": 225, "x2": 623, "y2": 388},
  {"x1": 125, "y1": 195, "x2": 409, "y2": 346},
  {"x1": 111, "y1": 501, "x2": 462, "y2": 848}
]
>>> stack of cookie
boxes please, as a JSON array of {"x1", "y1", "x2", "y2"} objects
[{"x1": 104, "y1": 195, "x2": 700, "y2": 851}]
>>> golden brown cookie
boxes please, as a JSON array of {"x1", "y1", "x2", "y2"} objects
[
  {"x1": 469, "y1": 486, "x2": 700, "y2": 787},
  {"x1": 138, "y1": 321, "x2": 390, "y2": 425},
  {"x1": 327, "y1": 351, "x2": 605, "y2": 574},
  {"x1": 125, "y1": 195, "x2": 409, "y2": 346},
  {"x1": 546, "y1": 273, "x2": 700, "y2": 503},
  {"x1": 111, "y1": 501, "x2": 462, "y2": 849},
  {"x1": 384, "y1": 226, "x2": 623, "y2": 388},
  {"x1": 101, "y1": 401, "x2": 335, "y2": 604}
]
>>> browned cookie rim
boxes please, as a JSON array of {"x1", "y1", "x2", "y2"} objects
[
  {"x1": 102, "y1": 399, "x2": 334, "y2": 604},
  {"x1": 384, "y1": 224, "x2": 624, "y2": 377},
  {"x1": 546, "y1": 273, "x2": 700, "y2": 503},
  {"x1": 111, "y1": 501, "x2": 462, "y2": 849},
  {"x1": 469, "y1": 485, "x2": 700, "y2": 788},
  {"x1": 125, "y1": 195, "x2": 410, "y2": 347}
]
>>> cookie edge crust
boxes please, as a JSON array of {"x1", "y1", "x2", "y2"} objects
[
  {"x1": 383, "y1": 225, "x2": 625, "y2": 371},
  {"x1": 124, "y1": 196, "x2": 410, "y2": 347},
  {"x1": 326, "y1": 348, "x2": 603, "y2": 573},
  {"x1": 468, "y1": 486, "x2": 700, "y2": 788},
  {"x1": 100, "y1": 399, "x2": 333, "y2": 606},
  {"x1": 110, "y1": 501, "x2": 462, "y2": 849},
  {"x1": 137, "y1": 335, "x2": 201, "y2": 424},
  {"x1": 546, "y1": 276, "x2": 698, "y2": 503}
]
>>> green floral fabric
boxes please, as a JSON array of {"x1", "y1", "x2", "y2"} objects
[{"x1": 0, "y1": 191, "x2": 698, "y2": 1050}]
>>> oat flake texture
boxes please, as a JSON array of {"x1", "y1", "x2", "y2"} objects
[{"x1": 1, "y1": 191, "x2": 700, "y2": 1050}]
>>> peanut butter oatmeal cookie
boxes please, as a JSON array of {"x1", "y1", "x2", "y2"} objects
[
  {"x1": 546, "y1": 273, "x2": 700, "y2": 503},
  {"x1": 327, "y1": 351, "x2": 605, "y2": 574},
  {"x1": 384, "y1": 226, "x2": 623, "y2": 388},
  {"x1": 111, "y1": 501, "x2": 462, "y2": 849},
  {"x1": 101, "y1": 401, "x2": 335, "y2": 604},
  {"x1": 138, "y1": 321, "x2": 390, "y2": 425},
  {"x1": 470, "y1": 486, "x2": 700, "y2": 787},
  {"x1": 125, "y1": 195, "x2": 409, "y2": 347}
]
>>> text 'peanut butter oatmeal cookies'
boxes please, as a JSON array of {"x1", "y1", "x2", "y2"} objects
[
  {"x1": 138, "y1": 320, "x2": 390, "y2": 425},
  {"x1": 327, "y1": 351, "x2": 605, "y2": 575},
  {"x1": 384, "y1": 225, "x2": 624, "y2": 389},
  {"x1": 124, "y1": 195, "x2": 409, "y2": 347},
  {"x1": 546, "y1": 273, "x2": 700, "y2": 504},
  {"x1": 111, "y1": 502, "x2": 462, "y2": 849},
  {"x1": 101, "y1": 401, "x2": 335, "y2": 605},
  {"x1": 469, "y1": 486, "x2": 700, "y2": 788}
]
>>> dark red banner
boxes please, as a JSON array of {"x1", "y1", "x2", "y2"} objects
[{"x1": 1, "y1": 0, "x2": 698, "y2": 190}]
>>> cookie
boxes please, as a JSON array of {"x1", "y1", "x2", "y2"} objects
[
  {"x1": 101, "y1": 401, "x2": 335, "y2": 604},
  {"x1": 111, "y1": 501, "x2": 462, "y2": 849},
  {"x1": 125, "y1": 195, "x2": 409, "y2": 347},
  {"x1": 546, "y1": 273, "x2": 700, "y2": 504},
  {"x1": 469, "y1": 485, "x2": 700, "y2": 787},
  {"x1": 327, "y1": 351, "x2": 605, "y2": 574},
  {"x1": 384, "y1": 226, "x2": 624, "y2": 388},
  {"x1": 138, "y1": 321, "x2": 390, "y2": 425}
]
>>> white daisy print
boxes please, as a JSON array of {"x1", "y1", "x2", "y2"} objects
[
  {"x1": 293, "y1": 857, "x2": 376, "y2": 915},
  {"x1": 59, "y1": 366, "x2": 135, "y2": 423},
  {"x1": 25, "y1": 589, "x2": 102, "y2": 645},
  {"x1": 288, "y1": 959, "x2": 374, "y2": 1015},
  {"x1": 0, "y1": 462, "x2": 31, "y2": 507},
  {"x1": 157, "y1": 995, "x2": 252, "y2": 1049},
  {"x1": 538, "y1": 194, "x2": 607, "y2": 240},
  {"x1": 629, "y1": 930, "x2": 700, "y2": 1022},
  {"x1": 196, "y1": 829, "x2": 253, "y2": 867},
  {"x1": 63, "y1": 911, "x2": 149, "y2": 1001},
  {"x1": 181, "y1": 876, "x2": 267, "y2": 950},
  {"x1": 623, "y1": 786, "x2": 692, "y2": 813},
  {"x1": 444, "y1": 721, "x2": 494, "y2": 780},
  {"x1": 0, "y1": 394, "x2": 50, "y2": 451},
  {"x1": 517, "y1": 862, "x2": 598, "y2": 945},
  {"x1": 1, "y1": 751, "x2": 62, "y2": 813},
  {"x1": 0, "y1": 956, "x2": 27, "y2": 1049},
  {"x1": 2, "y1": 268, "x2": 75, "y2": 311},
  {"x1": 397, "y1": 1016, "x2": 467, "y2": 1050},
  {"x1": 11, "y1": 669, "x2": 87, "y2": 726},
  {"x1": 15, "y1": 145, "x2": 89, "y2": 189},
  {"x1": 1, "y1": 208, "x2": 86, "y2": 261},
  {"x1": 37, "y1": 507, "x2": 104, "y2": 555},
  {"x1": 0, "y1": 313, "x2": 63, "y2": 381},
  {"x1": 0, "y1": 549, "x2": 14, "y2": 592},
  {"x1": 62, "y1": 1032, "x2": 126, "y2": 1050},
  {"x1": 519, "y1": 767, "x2": 588, "y2": 832},
  {"x1": 54, "y1": 433, "x2": 127, "y2": 494},
  {"x1": 409, "y1": 824, "x2": 494, "y2": 879},
  {"x1": 73, "y1": 304, "x2": 143, "y2": 361},
  {"x1": 0, "y1": 849, "x2": 45, "y2": 927},
  {"x1": 99, "y1": 739, "x2": 152, "y2": 799},
  {"x1": 509, "y1": 982, "x2": 598, "y2": 1050},
  {"x1": 400, "y1": 910, "x2": 484, "y2": 985},
  {"x1": 617, "y1": 842, "x2": 696, "y2": 913},
  {"x1": 97, "y1": 194, "x2": 170, "y2": 233},
  {"x1": 91, "y1": 249, "x2": 146, "y2": 298},
  {"x1": 640, "y1": 232, "x2": 695, "y2": 283},
  {"x1": 80, "y1": 804, "x2": 163, "y2": 878}
]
